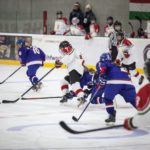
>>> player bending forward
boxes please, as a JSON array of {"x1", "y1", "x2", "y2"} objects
[
  {"x1": 116, "y1": 31, "x2": 144, "y2": 85},
  {"x1": 98, "y1": 52, "x2": 136, "y2": 124},
  {"x1": 17, "y1": 39, "x2": 45, "y2": 91},
  {"x1": 55, "y1": 41, "x2": 86, "y2": 107},
  {"x1": 124, "y1": 59, "x2": 150, "y2": 130}
]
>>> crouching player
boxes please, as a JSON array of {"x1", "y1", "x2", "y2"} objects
[
  {"x1": 16, "y1": 39, "x2": 45, "y2": 91},
  {"x1": 98, "y1": 52, "x2": 136, "y2": 124},
  {"x1": 55, "y1": 41, "x2": 87, "y2": 107},
  {"x1": 124, "y1": 59, "x2": 150, "y2": 130}
]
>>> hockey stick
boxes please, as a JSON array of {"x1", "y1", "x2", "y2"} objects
[
  {"x1": 2, "y1": 67, "x2": 55, "y2": 104},
  {"x1": 22, "y1": 96, "x2": 62, "y2": 100},
  {"x1": 0, "y1": 66, "x2": 22, "y2": 84},
  {"x1": 72, "y1": 85, "x2": 101, "y2": 122},
  {"x1": 59, "y1": 121, "x2": 123, "y2": 134}
]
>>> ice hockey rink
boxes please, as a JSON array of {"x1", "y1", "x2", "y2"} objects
[{"x1": 0, "y1": 65, "x2": 150, "y2": 150}]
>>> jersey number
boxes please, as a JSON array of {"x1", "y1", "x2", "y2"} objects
[{"x1": 33, "y1": 47, "x2": 40, "y2": 54}]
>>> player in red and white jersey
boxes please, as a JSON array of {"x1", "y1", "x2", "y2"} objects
[
  {"x1": 50, "y1": 11, "x2": 69, "y2": 35},
  {"x1": 124, "y1": 59, "x2": 150, "y2": 130},
  {"x1": 89, "y1": 18, "x2": 100, "y2": 37},
  {"x1": 55, "y1": 41, "x2": 86, "y2": 107},
  {"x1": 104, "y1": 16, "x2": 114, "y2": 37},
  {"x1": 67, "y1": 17, "x2": 85, "y2": 36},
  {"x1": 116, "y1": 31, "x2": 144, "y2": 85}
]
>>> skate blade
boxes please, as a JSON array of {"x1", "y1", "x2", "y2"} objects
[
  {"x1": 105, "y1": 122, "x2": 115, "y2": 126},
  {"x1": 77, "y1": 100, "x2": 86, "y2": 107}
]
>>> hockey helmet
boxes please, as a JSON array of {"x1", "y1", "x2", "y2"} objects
[
  {"x1": 100, "y1": 52, "x2": 112, "y2": 62},
  {"x1": 56, "y1": 11, "x2": 63, "y2": 15},
  {"x1": 16, "y1": 39, "x2": 25, "y2": 46},
  {"x1": 116, "y1": 31, "x2": 124, "y2": 40},
  {"x1": 144, "y1": 59, "x2": 150, "y2": 81},
  {"x1": 59, "y1": 41, "x2": 73, "y2": 55}
]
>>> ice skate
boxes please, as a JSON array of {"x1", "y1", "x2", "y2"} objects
[
  {"x1": 32, "y1": 82, "x2": 43, "y2": 92},
  {"x1": 105, "y1": 110, "x2": 116, "y2": 125},
  {"x1": 138, "y1": 75, "x2": 144, "y2": 85},
  {"x1": 60, "y1": 95, "x2": 68, "y2": 103},
  {"x1": 77, "y1": 97, "x2": 87, "y2": 107}
]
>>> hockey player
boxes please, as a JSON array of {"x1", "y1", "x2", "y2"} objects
[
  {"x1": 55, "y1": 41, "x2": 86, "y2": 107},
  {"x1": 124, "y1": 59, "x2": 150, "y2": 130},
  {"x1": 98, "y1": 52, "x2": 136, "y2": 124},
  {"x1": 17, "y1": 39, "x2": 45, "y2": 91},
  {"x1": 116, "y1": 31, "x2": 144, "y2": 85},
  {"x1": 50, "y1": 11, "x2": 69, "y2": 35},
  {"x1": 104, "y1": 16, "x2": 114, "y2": 37},
  {"x1": 68, "y1": 17, "x2": 85, "y2": 36}
]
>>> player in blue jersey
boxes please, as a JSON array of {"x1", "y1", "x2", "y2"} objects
[
  {"x1": 98, "y1": 52, "x2": 136, "y2": 124},
  {"x1": 60, "y1": 68, "x2": 95, "y2": 103},
  {"x1": 16, "y1": 39, "x2": 46, "y2": 91}
]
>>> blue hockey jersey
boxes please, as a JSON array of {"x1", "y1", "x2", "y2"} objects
[
  {"x1": 18, "y1": 46, "x2": 45, "y2": 66},
  {"x1": 96, "y1": 61, "x2": 132, "y2": 84}
]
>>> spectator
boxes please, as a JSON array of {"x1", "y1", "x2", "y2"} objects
[
  {"x1": 85, "y1": 18, "x2": 100, "y2": 39},
  {"x1": 104, "y1": 16, "x2": 114, "y2": 37},
  {"x1": 109, "y1": 20, "x2": 124, "y2": 62},
  {"x1": 50, "y1": 11, "x2": 69, "y2": 35},
  {"x1": 83, "y1": 4, "x2": 96, "y2": 33},
  {"x1": 69, "y1": 2, "x2": 84, "y2": 25},
  {"x1": 67, "y1": 17, "x2": 85, "y2": 36},
  {"x1": 136, "y1": 28, "x2": 148, "y2": 38}
]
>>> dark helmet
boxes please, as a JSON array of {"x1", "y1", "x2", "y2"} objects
[
  {"x1": 144, "y1": 59, "x2": 150, "y2": 81},
  {"x1": 114, "y1": 20, "x2": 122, "y2": 27},
  {"x1": 16, "y1": 39, "x2": 25, "y2": 46},
  {"x1": 107, "y1": 16, "x2": 113, "y2": 21},
  {"x1": 59, "y1": 41, "x2": 72, "y2": 49},
  {"x1": 56, "y1": 11, "x2": 63, "y2": 15},
  {"x1": 116, "y1": 31, "x2": 124, "y2": 39}
]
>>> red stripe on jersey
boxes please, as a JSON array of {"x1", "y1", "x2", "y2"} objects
[
  {"x1": 61, "y1": 84, "x2": 68, "y2": 91},
  {"x1": 130, "y1": 0, "x2": 150, "y2": 3},
  {"x1": 74, "y1": 89, "x2": 83, "y2": 95},
  {"x1": 100, "y1": 67, "x2": 106, "y2": 75}
]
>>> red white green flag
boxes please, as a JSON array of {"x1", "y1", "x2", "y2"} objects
[{"x1": 129, "y1": 0, "x2": 150, "y2": 20}]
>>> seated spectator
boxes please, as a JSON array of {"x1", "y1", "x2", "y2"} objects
[
  {"x1": 136, "y1": 28, "x2": 148, "y2": 38},
  {"x1": 69, "y1": 2, "x2": 84, "y2": 25},
  {"x1": 50, "y1": 11, "x2": 69, "y2": 35},
  {"x1": 67, "y1": 17, "x2": 85, "y2": 36},
  {"x1": 104, "y1": 16, "x2": 114, "y2": 37},
  {"x1": 85, "y1": 18, "x2": 100, "y2": 39},
  {"x1": 83, "y1": 4, "x2": 96, "y2": 34}
]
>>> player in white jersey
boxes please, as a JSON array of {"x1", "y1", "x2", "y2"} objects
[
  {"x1": 68, "y1": 17, "x2": 85, "y2": 36},
  {"x1": 124, "y1": 59, "x2": 150, "y2": 130},
  {"x1": 116, "y1": 31, "x2": 144, "y2": 85},
  {"x1": 104, "y1": 16, "x2": 114, "y2": 37},
  {"x1": 51, "y1": 11, "x2": 69, "y2": 35},
  {"x1": 55, "y1": 41, "x2": 86, "y2": 107}
]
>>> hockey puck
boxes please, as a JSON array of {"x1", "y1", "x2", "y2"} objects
[{"x1": 72, "y1": 116, "x2": 78, "y2": 122}]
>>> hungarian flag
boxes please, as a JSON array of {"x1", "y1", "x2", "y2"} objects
[{"x1": 129, "y1": 0, "x2": 150, "y2": 20}]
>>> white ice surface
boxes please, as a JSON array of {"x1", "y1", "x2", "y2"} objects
[{"x1": 0, "y1": 65, "x2": 150, "y2": 150}]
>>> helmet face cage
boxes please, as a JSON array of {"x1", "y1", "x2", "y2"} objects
[{"x1": 59, "y1": 41, "x2": 73, "y2": 55}]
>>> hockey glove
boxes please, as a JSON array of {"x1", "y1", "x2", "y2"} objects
[
  {"x1": 55, "y1": 60, "x2": 63, "y2": 68},
  {"x1": 124, "y1": 117, "x2": 137, "y2": 130}
]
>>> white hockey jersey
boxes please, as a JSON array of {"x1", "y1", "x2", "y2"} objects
[
  {"x1": 90, "y1": 23, "x2": 100, "y2": 37},
  {"x1": 54, "y1": 18, "x2": 69, "y2": 35},
  {"x1": 60, "y1": 49, "x2": 85, "y2": 75},
  {"x1": 117, "y1": 39, "x2": 134, "y2": 65},
  {"x1": 69, "y1": 25, "x2": 85, "y2": 36},
  {"x1": 104, "y1": 24, "x2": 114, "y2": 37}
]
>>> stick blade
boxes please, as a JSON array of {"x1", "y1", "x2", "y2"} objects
[
  {"x1": 2, "y1": 98, "x2": 20, "y2": 104},
  {"x1": 72, "y1": 116, "x2": 78, "y2": 122},
  {"x1": 59, "y1": 121, "x2": 79, "y2": 134}
]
